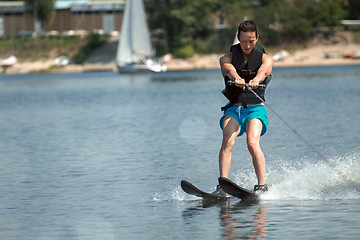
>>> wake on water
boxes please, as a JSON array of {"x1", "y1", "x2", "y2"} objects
[
  {"x1": 262, "y1": 153, "x2": 360, "y2": 201},
  {"x1": 154, "y1": 153, "x2": 360, "y2": 202}
]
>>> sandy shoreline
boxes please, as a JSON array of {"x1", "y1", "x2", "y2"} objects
[{"x1": 2, "y1": 42, "x2": 360, "y2": 74}]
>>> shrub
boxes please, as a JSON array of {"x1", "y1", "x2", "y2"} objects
[{"x1": 173, "y1": 45, "x2": 195, "y2": 58}]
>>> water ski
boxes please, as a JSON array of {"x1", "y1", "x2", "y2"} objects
[
  {"x1": 218, "y1": 177, "x2": 258, "y2": 200},
  {"x1": 181, "y1": 180, "x2": 229, "y2": 201}
]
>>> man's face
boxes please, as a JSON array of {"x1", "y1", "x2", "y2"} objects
[{"x1": 238, "y1": 31, "x2": 259, "y2": 55}]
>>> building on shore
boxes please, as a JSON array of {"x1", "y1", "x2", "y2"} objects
[{"x1": 0, "y1": 0, "x2": 125, "y2": 38}]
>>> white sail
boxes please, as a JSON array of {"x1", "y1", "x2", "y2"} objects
[
  {"x1": 116, "y1": 0, "x2": 135, "y2": 65},
  {"x1": 131, "y1": 0, "x2": 152, "y2": 58},
  {"x1": 116, "y1": 0, "x2": 165, "y2": 73}
]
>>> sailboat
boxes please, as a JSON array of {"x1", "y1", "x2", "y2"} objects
[{"x1": 116, "y1": 0, "x2": 166, "y2": 73}]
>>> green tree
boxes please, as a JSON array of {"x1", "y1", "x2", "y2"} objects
[
  {"x1": 219, "y1": 0, "x2": 253, "y2": 26},
  {"x1": 144, "y1": 0, "x2": 351, "y2": 53},
  {"x1": 309, "y1": 0, "x2": 346, "y2": 27},
  {"x1": 25, "y1": 0, "x2": 55, "y2": 25},
  {"x1": 227, "y1": 0, "x2": 346, "y2": 45},
  {"x1": 346, "y1": 0, "x2": 360, "y2": 20},
  {"x1": 145, "y1": 0, "x2": 220, "y2": 56}
]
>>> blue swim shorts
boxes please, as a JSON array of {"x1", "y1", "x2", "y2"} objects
[{"x1": 219, "y1": 104, "x2": 268, "y2": 137}]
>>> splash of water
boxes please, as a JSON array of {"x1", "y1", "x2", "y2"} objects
[
  {"x1": 154, "y1": 154, "x2": 359, "y2": 202},
  {"x1": 153, "y1": 186, "x2": 197, "y2": 202},
  {"x1": 260, "y1": 154, "x2": 360, "y2": 200}
]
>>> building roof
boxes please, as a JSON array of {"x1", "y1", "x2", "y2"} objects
[
  {"x1": 55, "y1": 0, "x2": 89, "y2": 9},
  {"x1": 0, "y1": 0, "x2": 126, "y2": 12},
  {"x1": 56, "y1": 0, "x2": 126, "y2": 9}
]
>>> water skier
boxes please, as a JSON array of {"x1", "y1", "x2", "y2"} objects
[{"x1": 215, "y1": 20, "x2": 273, "y2": 195}]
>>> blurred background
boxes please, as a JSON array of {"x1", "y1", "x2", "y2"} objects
[{"x1": 0, "y1": 0, "x2": 359, "y2": 73}]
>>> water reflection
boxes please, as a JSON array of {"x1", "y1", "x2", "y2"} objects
[
  {"x1": 220, "y1": 201, "x2": 268, "y2": 239},
  {"x1": 183, "y1": 200, "x2": 268, "y2": 239}
]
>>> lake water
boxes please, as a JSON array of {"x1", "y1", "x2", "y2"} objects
[{"x1": 0, "y1": 65, "x2": 359, "y2": 239}]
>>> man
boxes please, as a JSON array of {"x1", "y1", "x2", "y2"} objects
[{"x1": 215, "y1": 20, "x2": 273, "y2": 195}]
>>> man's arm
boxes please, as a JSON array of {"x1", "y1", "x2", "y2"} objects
[
  {"x1": 249, "y1": 53, "x2": 273, "y2": 86},
  {"x1": 219, "y1": 53, "x2": 245, "y2": 85}
]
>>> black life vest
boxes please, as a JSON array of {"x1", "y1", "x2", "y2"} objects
[{"x1": 222, "y1": 43, "x2": 271, "y2": 107}]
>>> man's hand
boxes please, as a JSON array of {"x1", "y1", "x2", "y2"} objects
[
  {"x1": 248, "y1": 78, "x2": 261, "y2": 89},
  {"x1": 234, "y1": 76, "x2": 246, "y2": 89}
]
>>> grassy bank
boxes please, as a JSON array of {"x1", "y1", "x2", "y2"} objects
[
  {"x1": 0, "y1": 33, "x2": 110, "y2": 64},
  {"x1": 1, "y1": 30, "x2": 359, "y2": 74},
  {"x1": 1, "y1": 30, "x2": 359, "y2": 63}
]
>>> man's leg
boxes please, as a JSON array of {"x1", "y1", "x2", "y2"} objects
[
  {"x1": 246, "y1": 118, "x2": 266, "y2": 185},
  {"x1": 219, "y1": 116, "x2": 241, "y2": 177}
]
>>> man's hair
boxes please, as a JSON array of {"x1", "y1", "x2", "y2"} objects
[{"x1": 238, "y1": 20, "x2": 258, "y2": 36}]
